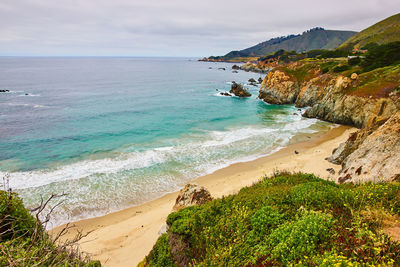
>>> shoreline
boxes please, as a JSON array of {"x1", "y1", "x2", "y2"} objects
[{"x1": 52, "y1": 125, "x2": 356, "y2": 267}]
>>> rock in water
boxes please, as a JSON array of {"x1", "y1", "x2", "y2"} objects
[
  {"x1": 220, "y1": 92, "x2": 231, "y2": 96},
  {"x1": 173, "y1": 184, "x2": 213, "y2": 211},
  {"x1": 230, "y1": 82, "x2": 251, "y2": 97},
  {"x1": 248, "y1": 78, "x2": 256, "y2": 83},
  {"x1": 232, "y1": 64, "x2": 240, "y2": 70},
  {"x1": 258, "y1": 77, "x2": 263, "y2": 84}
]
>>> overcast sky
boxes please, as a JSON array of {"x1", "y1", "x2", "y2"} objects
[{"x1": 0, "y1": 0, "x2": 398, "y2": 57}]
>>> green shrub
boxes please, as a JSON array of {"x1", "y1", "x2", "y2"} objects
[
  {"x1": 320, "y1": 49, "x2": 351, "y2": 58},
  {"x1": 0, "y1": 190, "x2": 100, "y2": 266},
  {"x1": 146, "y1": 173, "x2": 400, "y2": 266},
  {"x1": 361, "y1": 41, "x2": 400, "y2": 72},
  {"x1": 0, "y1": 191, "x2": 36, "y2": 240},
  {"x1": 264, "y1": 211, "x2": 334, "y2": 263},
  {"x1": 290, "y1": 181, "x2": 341, "y2": 210},
  {"x1": 320, "y1": 61, "x2": 339, "y2": 73},
  {"x1": 250, "y1": 205, "x2": 283, "y2": 237},
  {"x1": 145, "y1": 234, "x2": 175, "y2": 267},
  {"x1": 333, "y1": 64, "x2": 350, "y2": 73},
  {"x1": 348, "y1": 57, "x2": 361, "y2": 66}
]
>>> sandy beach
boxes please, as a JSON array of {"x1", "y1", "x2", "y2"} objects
[{"x1": 52, "y1": 125, "x2": 356, "y2": 266}]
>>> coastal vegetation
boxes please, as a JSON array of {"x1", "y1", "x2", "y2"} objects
[
  {"x1": 338, "y1": 13, "x2": 400, "y2": 51},
  {"x1": 0, "y1": 187, "x2": 100, "y2": 266},
  {"x1": 260, "y1": 41, "x2": 400, "y2": 98},
  {"x1": 143, "y1": 173, "x2": 400, "y2": 266}
]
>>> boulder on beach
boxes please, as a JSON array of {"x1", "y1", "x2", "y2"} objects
[
  {"x1": 173, "y1": 184, "x2": 213, "y2": 211},
  {"x1": 230, "y1": 82, "x2": 251, "y2": 97}
]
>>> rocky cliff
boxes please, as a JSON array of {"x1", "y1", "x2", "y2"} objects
[
  {"x1": 338, "y1": 111, "x2": 400, "y2": 183},
  {"x1": 258, "y1": 62, "x2": 400, "y2": 182}
]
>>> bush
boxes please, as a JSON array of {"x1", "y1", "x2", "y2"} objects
[
  {"x1": 146, "y1": 173, "x2": 400, "y2": 266},
  {"x1": 290, "y1": 181, "x2": 341, "y2": 210},
  {"x1": 0, "y1": 191, "x2": 36, "y2": 240},
  {"x1": 263, "y1": 211, "x2": 334, "y2": 263},
  {"x1": 333, "y1": 64, "x2": 350, "y2": 73},
  {"x1": 0, "y1": 190, "x2": 100, "y2": 266},
  {"x1": 145, "y1": 234, "x2": 175, "y2": 267},
  {"x1": 320, "y1": 61, "x2": 339, "y2": 73},
  {"x1": 361, "y1": 41, "x2": 400, "y2": 72},
  {"x1": 321, "y1": 49, "x2": 351, "y2": 58},
  {"x1": 250, "y1": 205, "x2": 283, "y2": 237},
  {"x1": 348, "y1": 57, "x2": 361, "y2": 66}
]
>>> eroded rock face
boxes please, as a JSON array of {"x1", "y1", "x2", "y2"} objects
[
  {"x1": 230, "y1": 82, "x2": 251, "y2": 97},
  {"x1": 302, "y1": 86, "x2": 398, "y2": 128},
  {"x1": 240, "y1": 62, "x2": 269, "y2": 73},
  {"x1": 258, "y1": 70, "x2": 299, "y2": 104},
  {"x1": 173, "y1": 184, "x2": 213, "y2": 211},
  {"x1": 259, "y1": 68, "x2": 399, "y2": 128},
  {"x1": 338, "y1": 112, "x2": 400, "y2": 183},
  {"x1": 327, "y1": 117, "x2": 387, "y2": 165}
]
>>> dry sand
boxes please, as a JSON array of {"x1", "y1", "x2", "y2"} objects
[{"x1": 52, "y1": 125, "x2": 356, "y2": 266}]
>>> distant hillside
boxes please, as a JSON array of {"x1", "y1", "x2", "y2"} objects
[
  {"x1": 338, "y1": 13, "x2": 400, "y2": 51},
  {"x1": 224, "y1": 28, "x2": 356, "y2": 58}
]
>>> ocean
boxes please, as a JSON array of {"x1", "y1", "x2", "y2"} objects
[{"x1": 0, "y1": 57, "x2": 332, "y2": 227}]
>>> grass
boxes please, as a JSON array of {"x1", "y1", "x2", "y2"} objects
[
  {"x1": 338, "y1": 13, "x2": 400, "y2": 51},
  {"x1": 346, "y1": 65, "x2": 400, "y2": 98},
  {"x1": 144, "y1": 173, "x2": 400, "y2": 266}
]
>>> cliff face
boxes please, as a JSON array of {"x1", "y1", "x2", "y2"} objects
[
  {"x1": 258, "y1": 63, "x2": 400, "y2": 182},
  {"x1": 338, "y1": 111, "x2": 400, "y2": 183},
  {"x1": 259, "y1": 69, "x2": 399, "y2": 127},
  {"x1": 259, "y1": 70, "x2": 299, "y2": 104}
]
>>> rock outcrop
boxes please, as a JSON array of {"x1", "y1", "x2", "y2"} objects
[
  {"x1": 327, "y1": 117, "x2": 385, "y2": 164},
  {"x1": 240, "y1": 62, "x2": 269, "y2": 73},
  {"x1": 259, "y1": 70, "x2": 399, "y2": 128},
  {"x1": 258, "y1": 63, "x2": 400, "y2": 183},
  {"x1": 230, "y1": 82, "x2": 251, "y2": 97},
  {"x1": 259, "y1": 70, "x2": 299, "y2": 104},
  {"x1": 173, "y1": 184, "x2": 213, "y2": 211},
  {"x1": 338, "y1": 111, "x2": 400, "y2": 183}
]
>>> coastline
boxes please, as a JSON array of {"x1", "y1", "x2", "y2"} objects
[{"x1": 52, "y1": 125, "x2": 356, "y2": 267}]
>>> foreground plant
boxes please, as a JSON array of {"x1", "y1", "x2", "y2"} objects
[
  {"x1": 143, "y1": 173, "x2": 400, "y2": 266},
  {"x1": 0, "y1": 176, "x2": 100, "y2": 267}
]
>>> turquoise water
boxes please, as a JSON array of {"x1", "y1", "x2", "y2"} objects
[{"x1": 0, "y1": 57, "x2": 331, "y2": 227}]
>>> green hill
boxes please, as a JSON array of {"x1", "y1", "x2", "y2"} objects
[
  {"x1": 224, "y1": 28, "x2": 356, "y2": 58},
  {"x1": 338, "y1": 13, "x2": 400, "y2": 51},
  {"x1": 143, "y1": 173, "x2": 400, "y2": 266}
]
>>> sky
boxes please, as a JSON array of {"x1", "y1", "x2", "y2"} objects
[{"x1": 0, "y1": 0, "x2": 398, "y2": 57}]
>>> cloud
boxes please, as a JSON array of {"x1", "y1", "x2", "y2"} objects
[{"x1": 0, "y1": 0, "x2": 398, "y2": 56}]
